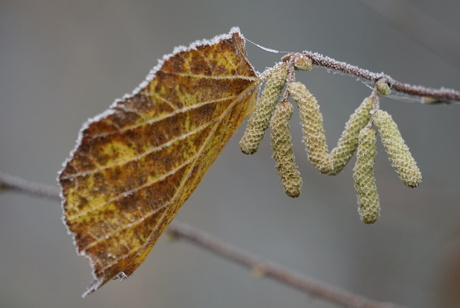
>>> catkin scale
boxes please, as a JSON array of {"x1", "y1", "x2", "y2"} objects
[
  {"x1": 373, "y1": 110, "x2": 422, "y2": 188},
  {"x1": 288, "y1": 81, "x2": 333, "y2": 173},
  {"x1": 329, "y1": 96, "x2": 374, "y2": 175},
  {"x1": 270, "y1": 102, "x2": 302, "y2": 197},
  {"x1": 353, "y1": 127, "x2": 380, "y2": 224},
  {"x1": 239, "y1": 65, "x2": 288, "y2": 154}
]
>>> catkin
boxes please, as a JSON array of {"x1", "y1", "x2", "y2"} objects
[
  {"x1": 270, "y1": 102, "x2": 302, "y2": 198},
  {"x1": 373, "y1": 110, "x2": 422, "y2": 188},
  {"x1": 353, "y1": 127, "x2": 380, "y2": 224},
  {"x1": 288, "y1": 81, "x2": 333, "y2": 173},
  {"x1": 328, "y1": 96, "x2": 374, "y2": 175},
  {"x1": 239, "y1": 64, "x2": 288, "y2": 154}
]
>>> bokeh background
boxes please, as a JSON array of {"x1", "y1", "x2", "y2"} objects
[{"x1": 1, "y1": 1, "x2": 460, "y2": 307}]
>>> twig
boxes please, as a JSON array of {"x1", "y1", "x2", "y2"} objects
[
  {"x1": 0, "y1": 171, "x2": 60, "y2": 200},
  {"x1": 299, "y1": 51, "x2": 460, "y2": 104},
  {"x1": 0, "y1": 172, "x2": 408, "y2": 308},
  {"x1": 168, "y1": 222, "x2": 405, "y2": 308}
]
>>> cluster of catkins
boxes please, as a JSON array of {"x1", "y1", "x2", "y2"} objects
[{"x1": 239, "y1": 54, "x2": 422, "y2": 224}]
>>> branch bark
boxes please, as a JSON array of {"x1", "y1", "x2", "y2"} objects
[
  {"x1": 296, "y1": 51, "x2": 460, "y2": 104},
  {"x1": 0, "y1": 171, "x2": 407, "y2": 308}
]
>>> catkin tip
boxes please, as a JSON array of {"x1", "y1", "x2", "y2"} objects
[
  {"x1": 240, "y1": 143, "x2": 257, "y2": 155},
  {"x1": 362, "y1": 214, "x2": 379, "y2": 224}
]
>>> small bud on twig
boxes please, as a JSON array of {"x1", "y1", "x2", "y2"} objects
[
  {"x1": 294, "y1": 54, "x2": 313, "y2": 71},
  {"x1": 376, "y1": 80, "x2": 391, "y2": 96}
]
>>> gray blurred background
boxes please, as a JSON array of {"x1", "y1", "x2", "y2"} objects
[{"x1": 1, "y1": 1, "x2": 460, "y2": 307}]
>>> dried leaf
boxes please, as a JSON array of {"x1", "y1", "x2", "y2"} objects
[{"x1": 59, "y1": 28, "x2": 260, "y2": 296}]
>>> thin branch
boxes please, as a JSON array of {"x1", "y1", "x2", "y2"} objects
[
  {"x1": 0, "y1": 172, "x2": 408, "y2": 308},
  {"x1": 0, "y1": 171, "x2": 60, "y2": 200},
  {"x1": 168, "y1": 222, "x2": 406, "y2": 308},
  {"x1": 297, "y1": 51, "x2": 460, "y2": 104}
]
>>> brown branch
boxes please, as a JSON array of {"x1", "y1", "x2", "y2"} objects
[
  {"x1": 0, "y1": 171, "x2": 408, "y2": 308},
  {"x1": 298, "y1": 51, "x2": 460, "y2": 104}
]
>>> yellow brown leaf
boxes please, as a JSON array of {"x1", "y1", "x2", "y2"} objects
[{"x1": 59, "y1": 28, "x2": 260, "y2": 296}]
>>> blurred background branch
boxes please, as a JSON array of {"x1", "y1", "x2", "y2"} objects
[{"x1": 0, "y1": 171, "x2": 406, "y2": 308}]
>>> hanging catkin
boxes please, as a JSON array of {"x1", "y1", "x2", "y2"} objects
[
  {"x1": 270, "y1": 102, "x2": 302, "y2": 198},
  {"x1": 239, "y1": 64, "x2": 288, "y2": 154},
  {"x1": 353, "y1": 127, "x2": 380, "y2": 224},
  {"x1": 373, "y1": 110, "x2": 422, "y2": 188},
  {"x1": 288, "y1": 81, "x2": 332, "y2": 174}
]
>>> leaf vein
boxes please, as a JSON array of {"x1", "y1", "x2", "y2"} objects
[
  {"x1": 93, "y1": 94, "x2": 239, "y2": 139},
  {"x1": 63, "y1": 119, "x2": 214, "y2": 179},
  {"x1": 96, "y1": 83, "x2": 259, "y2": 273},
  {"x1": 67, "y1": 153, "x2": 198, "y2": 221}
]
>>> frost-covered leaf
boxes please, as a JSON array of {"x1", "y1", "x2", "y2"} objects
[{"x1": 59, "y1": 28, "x2": 260, "y2": 296}]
